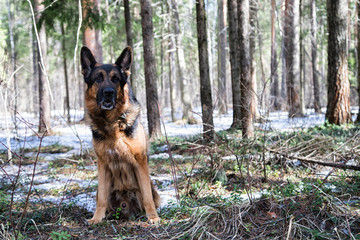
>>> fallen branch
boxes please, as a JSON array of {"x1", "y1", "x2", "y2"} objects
[{"x1": 267, "y1": 147, "x2": 360, "y2": 171}]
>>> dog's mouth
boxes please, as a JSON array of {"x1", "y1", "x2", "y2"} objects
[{"x1": 100, "y1": 98, "x2": 116, "y2": 110}]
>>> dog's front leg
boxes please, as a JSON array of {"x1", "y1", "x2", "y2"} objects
[
  {"x1": 88, "y1": 159, "x2": 111, "y2": 224},
  {"x1": 134, "y1": 156, "x2": 160, "y2": 224}
]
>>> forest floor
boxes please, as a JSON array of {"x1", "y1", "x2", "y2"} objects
[{"x1": 0, "y1": 108, "x2": 360, "y2": 239}]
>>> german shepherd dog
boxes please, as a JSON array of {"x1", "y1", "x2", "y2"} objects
[{"x1": 80, "y1": 46, "x2": 160, "y2": 224}]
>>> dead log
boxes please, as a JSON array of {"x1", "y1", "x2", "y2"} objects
[{"x1": 267, "y1": 148, "x2": 360, "y2": 171}]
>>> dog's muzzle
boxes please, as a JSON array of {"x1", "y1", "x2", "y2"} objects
[{"x1": 99, "y1": 87, "x2": 116, "y2": 110}]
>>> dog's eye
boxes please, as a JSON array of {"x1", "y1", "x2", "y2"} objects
[
  {"x1": 95, "y1": 76, "x2": 102, "y2": 83},
  {"x1": 121, "y1": 202, "x2": 127, "y2": 209},
  {"x1": 111, "y1": 76, "x2": 119, "y2": 83}
]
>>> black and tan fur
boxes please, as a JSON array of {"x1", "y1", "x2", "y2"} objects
[{"x1": 80, "y1": 46, "x2": 160, "y2": 224}]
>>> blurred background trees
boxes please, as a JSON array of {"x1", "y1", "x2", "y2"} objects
[{"x1": 0, "y1": 0, "x2": 358, "y2": 138}]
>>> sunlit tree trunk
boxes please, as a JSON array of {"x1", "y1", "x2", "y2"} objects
[
  {"x1": 228, "y1": 0, "x2": 241, "y2": 129},
  {"x1": 169, "y1": 34, "x2": 177, "y2": 122},
  {"x1": 82, "y1": 0, "x2": 102, "y2": 62},
  {"x1": 170, "y1": 0, "x2": 196, "y2": 123},
  {"x1": 196, "y1": 0, "x2": 215, "y2": 141},
  {"x1": 270, "y1": 0, "x2": 280, "y2": 110},
  {"x1": 140, "y1": 0, "x2": 162, "y2": 138},
  {"x1": 238, "y1": 0, "x2": 254, "y2": 138},
  {"x1": 311, "y1": 0, "x2": 321, "y2": 113},
  {"x1": 124, "y1": 0, "x2": 136, "y2": 93},
  {"x1": 284, "y1": 0, "x2": 303, "y2": 118},
  {"x1": 250, "y1": 0, "x2": 259, "y2": 120},
  {"x1": 217, "y1": 0, "x2": 227, "y2": 115},
  {"x1": 34, "y1": 0, "x2": 51, "y2": 133},
  {"x1": 326, "y1": 0, "x2": 352, "y2": 125}
]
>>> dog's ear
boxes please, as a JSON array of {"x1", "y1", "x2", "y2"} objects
[
  {"x1": 115, "y1": 47, "x2": 132, "y2": 72},
  {"x1": 81, "y1": 46, "x2": 97, "y2": 78}
]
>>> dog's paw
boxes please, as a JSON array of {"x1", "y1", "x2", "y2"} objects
[
  {"x1": 148, "y1": 216, "x2": 161, "y2": 225},
  {"x1": 87, "y1": 217, "x2": 102, "y2": 225}
]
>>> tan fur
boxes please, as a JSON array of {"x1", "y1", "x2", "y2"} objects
[{"x1": 84, "y1": 50, "x2": 160, "y2": 224}]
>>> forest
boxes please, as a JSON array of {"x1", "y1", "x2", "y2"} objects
[{"x1": 0, "y1": 0, "x2": 360, "y2": 239}]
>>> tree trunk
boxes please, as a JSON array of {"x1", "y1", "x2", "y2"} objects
[
  {"x1": 7, "y1": 0, "x2": 18, "y2": 136},
  {"x1": 357, "y1": 0, "x2": 360, "y2": 123},
  {"x1": 299, "y1": 0, "x2": 305, "y2": 115},
  {"x1": 238, "y1": 0, "x2": 254, "y2": 138},
  {"x1": 105, "y1": 0, "x2": 114, "y2": 62},
  {"x1": 34, "y1": 0, "x2": 51, "y2": 134},
  {"x1": 280, "y1": 0, "x2": 287, "y2": 107},
  {"x1": 228, "y1": 0, "x2": 241, "y2": 129},
  {"x1": 169, "y1": 34, "x2": 177, "y2": 122},
  {"x1": 217, "y1": 0, "x2": 227, "y2": 115},
  {"x1": 124, "y1": 0, "x2": 136, "y2": 93},
  {"x1": 270, "y1": 0, "x2": 280, "y2": 110},
  {"x1": 61, "y1": 22, "x2": 71, "y2": 123},
  {"x1": 196, "y1": 0, "x2": 215, "y2": 141},
  {"x1": 284, "y1": 0, "x2": 302, "y2": 118},
  {"x1": 311, "y1": 0, "x2": 321, "y2": 113},
  {"x1": 250, "y1": 1, "x2": 259, "y2": 120},
  {"x1": 170, "y1": 0, "x2": 196, "y2": 123},
  {"x1": 31, "y1": 23, "x2": 38, "y2": 114},
  {"x1": 254, "y1": 5, "x2": 266, "y2": 113},
  {"x1": 140, "y1": 0, "x2": 162, "y2": 139},
  {"x1": 82, "y1": 0, "x2": 102, "y2": 62},
  {"x1": 326, "y1": 0, "x2": 352, "y2": 125}
]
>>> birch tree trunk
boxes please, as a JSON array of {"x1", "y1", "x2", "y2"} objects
[
  {"x1": 196, "y1": 0, "x2": 215, "y2": 141},
  {"x1": 325, "y1": 0, "x2": 352, "y2": 125}
]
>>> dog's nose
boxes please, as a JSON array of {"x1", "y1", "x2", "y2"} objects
[{"x1": 103, "y1": 87, "x2": 115, "y2": 97}]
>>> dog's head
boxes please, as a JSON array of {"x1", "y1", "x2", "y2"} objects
[{"x1": 81, "y1": 46, "x2": 132, "y2": 111}]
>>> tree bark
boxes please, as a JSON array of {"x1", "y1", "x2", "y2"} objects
[
  {"x1": 105, "y1": 0, "x2": 114, "y2": 62},
  {"x1": 6, "y1": 0, "x2": 18, "y2": 136},
  {"x1": 169, "y1": 34, "x2": 177, "y2": 122},
  {"x1": 238, "y1": 0, "x2": 254, "y2": 138},
  {"x1": 270, "y1": 0, "x2": 280, "y2": 110},
  {"x1": 357, "y1": 0, "x2": 360, "y2": 123},
  {"x1": 124, "y1": 0, "x2": 136, "y2": 94},
  {"x1": 311, "y1": 0, "x2": 321, "y2": 113},
  {"x1": 82, "y1": 0, "x2": 102, "y2": 62},
  {"x1": 170, "y1": 0, "x2": 196, "y2": 123},
  {"x1": 326, "y1": 0, "x2": 352, "y2": 125},
  {"x1": 284, "y1": 0, "x2": 302, "y2": 118},
  {"x1": 140, "y1": 0, "x2": 162, "y2": 138},
  {"x1": 228, "y1": 0, "x2": 241, "y2": 129},
  {"x1": 34, "y1": 0, "x2": 51, "y2": 134},
  {"x1": 196, "y1": 0, "x2": 215, "y2": 141},
  {"x1": 299, "y1": 0, "x2": 305, "y2": 115},
  {"x1": 61, "y1": 22, "x2": 71, "y2": 123},
  {"x1": 217, "y1": 0, "x2": 227, "y2": 115},
  {"x1": 250, "y1": 1, "x2": 259, "y2": 120}
]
